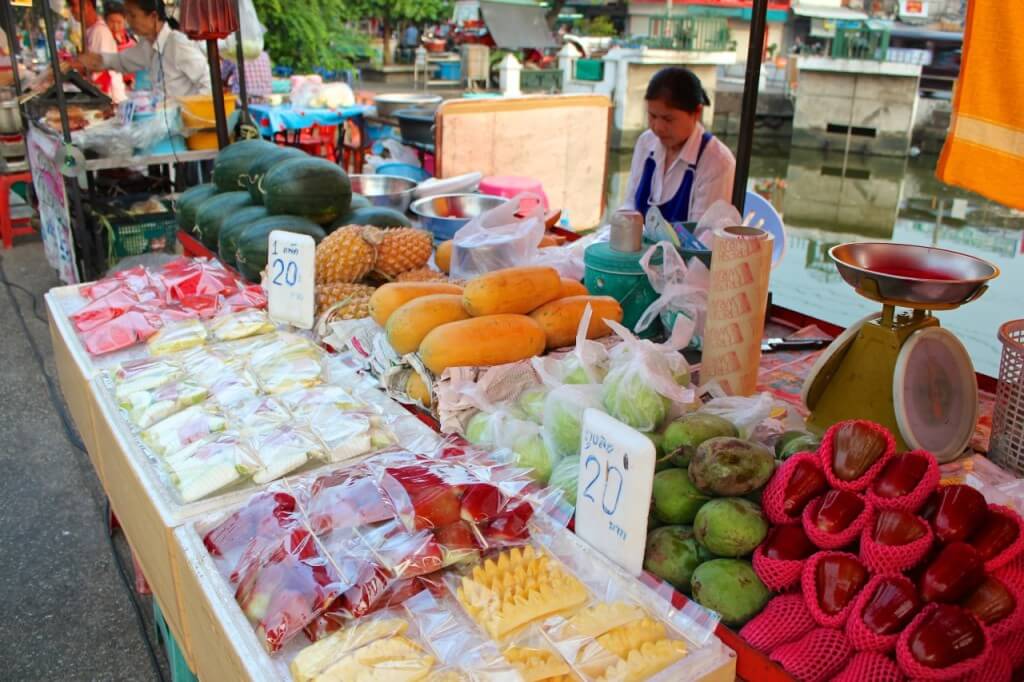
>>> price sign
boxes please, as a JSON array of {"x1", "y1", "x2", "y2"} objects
[
  {"x1": 267, "y1": 230, "x2": 315, "y2": 330},
  {"x1": 575, "y1": 409, "x2": 656, "y2": 576}
]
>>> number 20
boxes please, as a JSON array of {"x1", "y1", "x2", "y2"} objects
[
  {"x1": 271, "y1": 258, "x2": 298, "y2": 286},
  {"x1": 582, "y1": 455, "x2": 624, "y2": 515}
]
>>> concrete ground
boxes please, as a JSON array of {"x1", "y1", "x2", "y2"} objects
[{"x1": 0, "y1": 237, "x2": 168, "y2": 681}]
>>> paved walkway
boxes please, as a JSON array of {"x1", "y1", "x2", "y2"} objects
[{"x1": 0, "y1": 239, "x2": 168, "y2": 681}]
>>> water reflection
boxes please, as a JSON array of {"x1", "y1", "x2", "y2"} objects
[{"x1": 605, "y1": 145, "x2": 1024, "y2": 377}]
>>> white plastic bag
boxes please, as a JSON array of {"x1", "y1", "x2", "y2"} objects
[
  {"x1": 450, "y1": 193, "x2": 545, "y2": 280},
  {"x1": 693, "y1": 199, "x2": 741, "y2": 249},
  {"x1": 221, "y1": 0, "x2": 264, "y2": 60},
  {"x1": 635, "y1": 241, "x2": 710, "y2": 344},
  {"x1": 698, "y1": 393, "x2": 774, "y2": 440},
  {"x1": 600, "y1": 320, "x2": 695, "y2": 432},
  {"x1": 531, "y1": 305, "x2": 611, "y2": 386}
]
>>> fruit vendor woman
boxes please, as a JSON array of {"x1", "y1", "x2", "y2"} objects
[{"x1": 621, "y1": 67, "x2": 735, "y2": 224}]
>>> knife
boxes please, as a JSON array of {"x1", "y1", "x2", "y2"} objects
[{"x1": 761, "y1": 338, "x2": 832, "y2": 352}]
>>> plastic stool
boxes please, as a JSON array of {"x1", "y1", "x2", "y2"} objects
[
  {"x1": 0, "y1": 171, "x2": 33, "y2": 249},
  {"x1": 479, "y1": 175, "x2": 549, "y2": 213}
]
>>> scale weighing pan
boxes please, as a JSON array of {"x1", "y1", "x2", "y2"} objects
[{"x1": 830, "y1": 242, "x2": 999, "y2": 308}]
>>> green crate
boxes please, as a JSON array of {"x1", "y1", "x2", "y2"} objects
[
  {"x1": 574, "y1": 59, "x2": 604, "y2": 82},
  {"x1": 521, "y1": 69, "x2": 563, "y2": 93},
  {"x1": 95, "y1": 196, "x2": 178, "y2": 260},
  {"x1": 153, "y1": 600, "x2": 198, "y2": 682}
]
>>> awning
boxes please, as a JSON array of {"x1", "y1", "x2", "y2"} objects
[
  {"x1": 479, "y1": 1, "x2": 559, "y2": 49},
  {"x1": 791, "y1": 0, "x2": 868, "y2": 21}
]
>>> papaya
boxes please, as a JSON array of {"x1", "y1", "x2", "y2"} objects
[
  {"x1": 386, "y1": 294, "x2": 471, "y2": 355},
  {"x1": 529, "y1": 295, "x2": 623, "y2": 350},
  {"x1": 419, "y1": 314, "x2": 546, "y2": 374},
  {"x1": 406, "y1": 372, "x2": 432, "y2": 407},
  {"x1": 462, "y1": 266, "x2": 562, "y2": 316},
  {"x1": 557, "y1": 278, "x2": 588, "y2": 298},
  {"x1": 368, "y1": 282, "x2": 463, "y2": 327},
  {"x1": 435, "y1": 240, "x2": 453, "y2": 274}
]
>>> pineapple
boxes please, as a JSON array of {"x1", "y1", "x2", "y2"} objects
[
  {"x1": 374, "y1": 228, "x2": 433, "y2": 278},
  {"x1": 315, "y1": 282, "x2": 375, "y2": 317},
  {"x1": 315, "y1": 226, "x2": 378, "y2": 284},
  {"x1": 395, "y1": 267, "x2": 449, "y2": 283}
]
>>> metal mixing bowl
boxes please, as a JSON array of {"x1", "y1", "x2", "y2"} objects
[
  {"x1": 374, "y1": 93, "x2": 443, "y2": 119},
  {"x1": 410, "y1": 193, "x2": 508, "y2": 240},
  {"x1": 829, "y1": 242, "x2": 999, "y2": 307},
  {"x1": 349, "y1": 174, "x2": 418, "y2": 212}
]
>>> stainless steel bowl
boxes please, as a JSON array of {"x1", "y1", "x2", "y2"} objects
[
  {"x1": 829, "y1": 242, "x2": 999, "y2": 307},
  {"x1": 410, "y1": 193, "x2": 508, "y2": 240},
  {"x1": 374, "y1": 93, "x2": 443, "y2": 119},
  {"x1": 349, "y1": 174, "x2": 418, "y2": 212}
]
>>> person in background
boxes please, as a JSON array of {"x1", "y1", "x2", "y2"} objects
[
  {"x1": 105, "y1": 3, "x2": 135, "y2": 50},
  {"x1": 621, "y1": 67, "x2": 735, "y2": 224},
  {"x1": 403, "y1": 22, "x2": 419, "y2": 49},
  {"x1": 105, "y1": 4, "x2": 135, "y2": 89},
  {"x1": 221, "y1": 50, "x2": 272, "y2": 104},
  {"x1": 68, "y1": 0, "x2": 126, "y2": 102},
  {"x1": 75, "y1": 0, "x2": 210, "y2": 99}
]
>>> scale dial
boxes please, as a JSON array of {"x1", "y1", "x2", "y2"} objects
[{"x1": 893, "y1": 326, "x2": 978, "y2": 463}]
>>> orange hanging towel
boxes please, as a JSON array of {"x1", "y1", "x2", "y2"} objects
[{"x1": 936, "y1": 0, "x2": 1024, "y2": 210}]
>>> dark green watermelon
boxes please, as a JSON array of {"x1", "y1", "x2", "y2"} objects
[
  {"x1": 218, "y1": 205, "x2": 269, "y2": 267},
  {"x1": 247, "y1": 146, "x2": 307, "y2": 204},
  {"x1": 235, "y1": 215, "x2": 326, "y2": 282},
  {"x1": 263, "y1": 157, "x2": 352, "y2": 226},
  {"x1": 350, "y1": 194, "x2": 372, "y2": 210},
  {"x1": 194, "y1": 191, "x2": 252, "y2": 250},
  {"x1": 176, "y1": 183, "x2": 217, "y2": 232},
  {"x1": 346, "y1": 205, "x2": 412, "y2": 228},
  {"x1": 212, "y1": 139, "x2": 278, "y2": 192}
]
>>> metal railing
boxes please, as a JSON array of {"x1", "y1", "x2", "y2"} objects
[
  {"x1": 639, "y1": 16, "x2": 735, "y2": 52},
  {"x1": 831, "y1": 26, "x2": 891, "y2": 61}
]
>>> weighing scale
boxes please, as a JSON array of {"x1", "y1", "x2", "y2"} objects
[{"x1": 803, "y1": 242, "x2": 999, "y2": 462}]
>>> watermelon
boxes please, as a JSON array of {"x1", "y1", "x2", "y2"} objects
[
  {"x1": 194, "y1": 192, "x2": 252, "y2": 251},
  {"x1": 176, "y1": 183, "x2": 217, "y2": 232},
  {"x1": 263, "y1": 157, "x2": 352, "y2": 226},
  {"x1": 350, "y1": 194, "x2": 372, "y2": 210},
  {"x1": 212, "y1": 139, "x2": 277, "y2": 192},
  {"x1": 343, "y1": 206, "x2": 412, "y2": 229},
  {"x1": 247, "y1": 146, "x2": 307, "y2": 204},
  {"x1": 218, "y1": 205, "x2": 269, "y2": 267},
  {"x1": 235, "y1": 215, "x2": 326, "y2": 282}
]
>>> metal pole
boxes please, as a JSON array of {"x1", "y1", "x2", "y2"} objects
[
  {"x1": 731, "y1": 0, "x2": 769, "y2": 211},
  {"x1": 233, "y1": 0, "x2": 249, "y2": 113},
  {"x1": 205, "y1": 39, "x2": 230, "y2": 148}
]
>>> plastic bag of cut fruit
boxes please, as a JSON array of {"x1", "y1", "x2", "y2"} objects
[
  {"x1": 140, "y1": 402, "x2": 227, "y2": 457},
  {"x1": 146, "y1": 317, "x2": 208, "y2": 355},
  {"x1": 163, "y1": 431, "x2": 252, "y2": 502},
  {"x1": 208, "y1": 309, "x2": 275, "y2": 342},
  {"x1": 157, "y1": 258, "x2": 239, "y2": 300},
  {"x1": 121, "y1": 377, "x2": 208, "y2": 429},
  {"x1": 239, "y1": 425, "x2": 326, "y2": 485},
  {"x1": 71, "y1": 286, "x2": 162, "y2": 332},
  {"x1": 201, "y1": 489, "x2": 304, "y2": 579},
  {"x1": 222, "y1": 284, "x2": 267, "y2": 312},
  {"x1": 111, "y1": 356, "x2": 185, "y2": 402},
  {"x1": 80, "y1": 265, "x2": 159, "y2": 300}
]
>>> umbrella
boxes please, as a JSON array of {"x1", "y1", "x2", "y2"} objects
[{"x1": 731, "y1": 0, "x2": 769, "y2": 210}]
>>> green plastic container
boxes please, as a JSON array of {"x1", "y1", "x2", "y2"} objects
[
  {"x1": 153, "y1": 599, "x2": 199, "y2": 682},
  {"x1": 584, "y1": 241, "x2": 661, "y2": 338},
  {"x1": 574, "y1": 59, "x2": 605, "y2": 82}
]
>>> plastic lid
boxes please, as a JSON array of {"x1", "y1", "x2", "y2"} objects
[
  {"x1": 893, "y1": 326, "x2": 978, "y2": 463},
  {"x1": 584, "y1": 241, "x2": 659, "y2": 273}
]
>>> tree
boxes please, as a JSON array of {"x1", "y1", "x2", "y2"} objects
[
  {"x1": 351, "y1": 0, "x2": 451, "y2": 65},
  {"x1": 546, "y1": 0, "x2": 568, "y2": 29},
  {"x1": 254, "y1": 0, "x2": 367, "y2": 73}
]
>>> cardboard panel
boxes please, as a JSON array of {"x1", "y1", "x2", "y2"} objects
[{"x1": 436, "y1": 94, "x2": 612, "y2": 229}]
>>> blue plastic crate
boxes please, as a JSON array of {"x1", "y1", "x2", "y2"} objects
[{"x1": 435, "y1": 61, "x2": 461, "y2": 81}]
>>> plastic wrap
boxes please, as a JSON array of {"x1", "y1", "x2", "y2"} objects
[
  {"x1": 450, "y1": 194, "x2": 546, "y2": 281},
  {"x1": 541, "y1": 383, "x2": 602, "y2": 461},
  {"x1": 147, "y1": 318, "x2": 208, "y2": 355},
  {"x1": 122, "y1": 377, "x2": 208, "y2": 429},
  {"x1": 635, "y1": 241, "x2": 710, "y2": 345},
  {"x1": 164, "y1": 432, "x2": 251, "y2": 502},
  {"x1": 72, "y1": 105, "x2": 183, "y2": 156},
  {"x1": 112, "y1": 356, "x2": 184, "y2": 401},
  {"x1": 140, "y1": 403, "x2": 227, "y2": 456},
  {"x1": 243, "y1": 426, "x2": 326, "y2": 485},
  {"x1": 209, "y1": 309, "x2": 276, "y2": 341}
]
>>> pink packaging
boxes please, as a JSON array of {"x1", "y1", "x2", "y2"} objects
[
  {"x1": 819, "y1": 420, "x2": 896, "y2": 493},
  {"x1": 986, "y1": 567, "x2": 1024, "y2": 641},
  {"x1": 737, "y1": 593, "x2": 816, "y2": 653},
  {"x1": 802, "y1": 493, "x2": 874, "y2": 551},
  {"x1": 752, "y1": 539, "x2": 807, "y2": 591},
  {"x1": 996, "y1": 627, "x2": 1024, "y2": 671},
  {"x1": 762, "y1": 452, "x2": 825, "y2": 525},
  {"x1": 865, "y1": 450, "x2": 940, "y2": 514},
  {"x1": 769, "y1": 626, "x2": 853, "y2": 682},
  {"x1": 978, "y1": 505, "x2": 1024, "y2": 572},
  {"x1": 801, "y1": 551, "x2": 869, "y2": 628},
  {"x1": 859, "y1": 514, "x2": 934, "y2": 574},
  {"x1": 844, "y1": 574, "x2": 920, "y2": 653},
  {"x1": 833, "y1": 651, "x2": 905, "y2": 682},
  {"x1": 894, "y1": 603, "x2": 991, "y2": 680}
]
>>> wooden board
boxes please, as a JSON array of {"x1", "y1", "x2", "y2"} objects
[{"x1": 435, "y1": 94, "x2": 612, "y2": 230}]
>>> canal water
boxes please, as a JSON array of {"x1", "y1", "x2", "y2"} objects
[{"x1": 604, "y1": 143, "x2": 1024, "y2": 377}]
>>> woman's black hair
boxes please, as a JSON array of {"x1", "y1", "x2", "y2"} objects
[
  {"x1": 645, "y1": 67, "x2": 711, "y2": 112},
  {"x1": 124, "y1": 0, "x2": 179, "y2": 30}
]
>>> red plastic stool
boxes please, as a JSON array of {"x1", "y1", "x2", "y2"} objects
[{"x1": 0, "y1": 171, "x2": 34, "y2": 249}]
